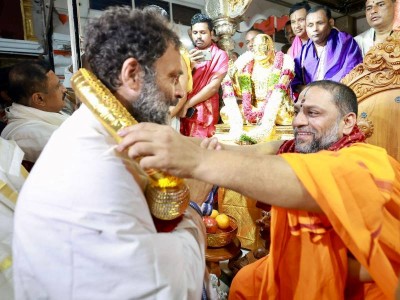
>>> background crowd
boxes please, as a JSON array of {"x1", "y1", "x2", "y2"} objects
[{"x1": 0, "y1": 1, "x2": 399, "y2": 299}]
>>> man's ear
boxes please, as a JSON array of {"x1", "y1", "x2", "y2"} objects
[
  {"x1": 31, "y1": 92, "x2": 46, "y2": 108},
  {"x1": 211, "y1": 29, "x2": 216, "y2": 39},
  {"x1": 329, "y1": 18, "x2": 335, "y2": 27},
  {"x1": 120, "y1": 58, "x2": 142, "y2": 93},
  {"x1": 342, "y1": 112, "x2": 357, "y2": 135}
]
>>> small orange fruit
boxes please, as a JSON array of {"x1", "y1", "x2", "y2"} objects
[
  {"x1": 210, "y1": 209, "x2": 219, "y2": 219},
  {"x1": 215, "y1": 213, "x2": 230, "y2": 229}
]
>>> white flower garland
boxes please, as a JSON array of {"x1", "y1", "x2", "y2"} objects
[
  {"x1": 246, "y1": 54, "x2": 295, "y2": 143},
  {"x1": 221, "y1": 52, "x2": 295, "y2": 143},
  {"x1": 221, "y1": 51, "x2": 255, "y2": 139}
]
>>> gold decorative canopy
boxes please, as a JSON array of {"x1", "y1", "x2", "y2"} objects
[{"x1": 205, "y1": 0, "x2": 253, "y2": 20}]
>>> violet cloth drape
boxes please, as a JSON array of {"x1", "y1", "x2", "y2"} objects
[
  {"x1": 287, "y1": 36, "x2": 304, "y2": 59},
  {"x1": 291, "y1": 29, "x2": 362, "y2": 91}
]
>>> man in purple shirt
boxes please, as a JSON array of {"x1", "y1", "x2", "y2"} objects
[{"x1": 291, "y1": 5, "x2": 362, "y2": 94}]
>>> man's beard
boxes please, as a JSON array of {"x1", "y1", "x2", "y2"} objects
[
  {"x1": 294, "y1": 120, "x2": 340, "y2": 153},
  {"x1": 129, "y1": 72, "x2": 177, "y2": 125}
]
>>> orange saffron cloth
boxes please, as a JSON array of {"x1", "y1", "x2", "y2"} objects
[{"x1": 229, "y1": 143, "x2": 400, "y2": 299}]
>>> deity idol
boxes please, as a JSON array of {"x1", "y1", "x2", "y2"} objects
[{"x1": 221, "y1": 34, "x2": 295, "y2": 143}]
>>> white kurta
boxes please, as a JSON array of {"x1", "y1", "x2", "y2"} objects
[
  {"x1": 13, "y1": 105, "x2": 207, "y2": 299},
  {"x1": 0, "y1": 138, "x2": 26, "y2": 300},
  {"x1": 1, "y1": 103, "x2": 69, "y2": 163},
  {"x1": 355, "y1": 28, "x2": 375, "y2": 58}
]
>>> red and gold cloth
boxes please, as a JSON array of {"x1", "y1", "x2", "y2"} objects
[{"x1": 180, "y1": 43, "x2": 229, "y2": 138}]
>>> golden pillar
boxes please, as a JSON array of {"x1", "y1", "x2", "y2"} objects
[{"x1": 21, "y1": 0, "x2": 37, "y2": 41}]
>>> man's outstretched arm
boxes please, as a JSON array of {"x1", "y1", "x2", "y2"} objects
[{"x1": 117, "y1": 123, "x2": 321, "y2": 212}]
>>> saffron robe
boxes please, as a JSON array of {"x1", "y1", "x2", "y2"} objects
[
  {"x1": 229, "y1": 143, "x2": 400, "y2": 299},
  {"x1": 180, "y1": 43, "x2": 228, "y2": 138}
]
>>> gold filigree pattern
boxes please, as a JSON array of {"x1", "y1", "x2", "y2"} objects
[
  {"x1": 342, "y1": 31, "x2": 400, "y2": 161},
  {"x1": 357, "y1": 118, "x2": 374, "y2": 138},
  {"x1": 342, "y1": 31, "x2": 400, "y2": 102},
  {"x1": 206, "y1": 216, "x2": 238, "y2": 247}
]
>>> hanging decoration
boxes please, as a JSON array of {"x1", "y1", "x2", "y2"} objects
[{"x1": 253, "y1": 15, "x2": 289, "y2": 36}]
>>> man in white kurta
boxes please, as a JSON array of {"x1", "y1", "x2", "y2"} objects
[
  {"x1": 0, "y1": 138, "x2": 27, "y2": 300},
  {"x1": 13, "y1": 7, "x2": 208, "y2": 300},
  {"x1": 1, "y1": 61, "x2": 68, "y2": 164},
  {"x1": 355, "y1": 0, "x2": 395, "y2": 57},
  {"x1": 355, "y1": 27, "x2": 375, "y2": 57},
  {"x1": 13, "y1": 106, "x2": 207, "y2": 299},
  {"x1": 1, "y1": 103, "x2": 68, "y2": 163}
]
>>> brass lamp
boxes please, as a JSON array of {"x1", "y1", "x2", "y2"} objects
[{"x1": 205, "y1": 0, "x2": 253, "y2": 55}]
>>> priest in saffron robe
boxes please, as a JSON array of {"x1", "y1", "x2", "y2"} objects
[
  {"x1": 291, "y1": 6, "x2": 362, "y2": 94},
  {"x1": 180, "y1": 13, "x2": 229, "y2": 138},
  {"x1": 226, "y1": 82, "x2": 400, "y2": 299},
  {"x1": 117, "y1": 80, "x2": 400, "y2": 299}
]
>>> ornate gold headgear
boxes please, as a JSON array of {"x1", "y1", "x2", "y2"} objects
[
  {"x1": 253, "y1": 34, "x2": 275, "y2": 63},
  {"x1": 71, "y1": 68, "x2": 189, "y2": 220}
]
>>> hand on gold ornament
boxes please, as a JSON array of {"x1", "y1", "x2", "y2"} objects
[{"x1": 117, "y1": 123, "x2": 203, "y2": 178}]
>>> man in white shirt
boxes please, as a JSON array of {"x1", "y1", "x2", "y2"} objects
[
  {"x1": 13, "y1": 7, "x2": 210, "y2": 300},
  {"x1": 355, "y1": 0, "x2": 395, "y2": 57},
  {"x1": 1, "y1": 61, "x2": 68, "y2": 166}
]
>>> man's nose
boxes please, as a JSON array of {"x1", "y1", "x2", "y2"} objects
[
  {"x1": 175, "y1": 82, "x2": 185, "y2": 99},
  {"x1": 292, "y1": 112, "x2": 308, "y2": 127},
  {"x1": 371, "y1": 5, "x2": 379, "y2": 13}
]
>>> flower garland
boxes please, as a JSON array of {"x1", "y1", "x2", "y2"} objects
[
  {"x1": 241, "y1": 52, "x2": 285, "y2": 124},
  {"x1": 221, "y1": 52, "x2": 255, "y2": 137},
  {"x1": 241, "y1": 53, "x2": 295, "y2": 144},
  {"x1": 220, "y1": 51, "x2": 295, "y2": 142}
]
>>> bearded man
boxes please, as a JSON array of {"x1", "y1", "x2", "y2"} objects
[
  {"x1": 117, "y1": 80, "x2": 400, "y2": 299},
  {"x1": 12, "y1": 7, "x2": 211, "y2": 300}
]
